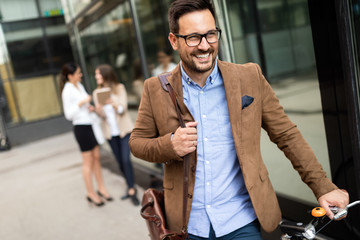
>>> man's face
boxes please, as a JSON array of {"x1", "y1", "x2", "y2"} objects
[{"x1": 169, "y1": 10, "x2": 218, "y2": 76}]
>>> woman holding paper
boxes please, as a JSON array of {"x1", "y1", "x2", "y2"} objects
[
  {"x1": 93, "y1": 64, "x2": 139, "y2": 206},
  {"x1": 60, "y1": 63, "x2": 112, "y2": 207}
]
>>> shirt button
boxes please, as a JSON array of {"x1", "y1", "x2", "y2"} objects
[
  {"x1": 202, "y1": 115, "x2": 206, "y2": 118},
  {"x1": 206, "y1": 182, "x2": 210, "y2": 186},
  {"x1": 200, "y1": 90, "x2": 204, "y2": 94},
  {"x1": 187, "y1": 81, "x2": 190, "y2": 84},
  {"x1": 204, "y1": 138, "x2": 208, "y2": 141},
  {"x1": 207, "y1": 205, "x2": 211, "y2": 208},
  {"x1": 206, "y1": 161, "x2": 210, "y2": 164}
]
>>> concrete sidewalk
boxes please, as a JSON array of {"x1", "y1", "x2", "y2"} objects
[{"x1": 0, "y1": 132, "x2": 149, "y2": 240}]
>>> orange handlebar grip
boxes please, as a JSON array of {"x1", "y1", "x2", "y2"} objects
[{"x1": 311, "y1": 207, "x2": 326, "y2": 217}]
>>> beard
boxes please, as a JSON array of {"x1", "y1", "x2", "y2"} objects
[{"x1": 180, "y1": 48, "x2": 217, "y2": 74}]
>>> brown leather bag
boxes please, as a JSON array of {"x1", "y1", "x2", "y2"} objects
[
  {"x1": 140, "y1": 74, "x2": 189, "y2": 240},
  {"x1": 141, "y1": 189, "x2": 185, "y2": 240}
]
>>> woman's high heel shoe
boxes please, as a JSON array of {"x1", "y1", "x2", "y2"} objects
[
  {"x1": 97, "y1": 191, "x2": 113, "y2": 202},
  {"x1": 87, "y1": 196, "x2": 105, "y2": 207}
]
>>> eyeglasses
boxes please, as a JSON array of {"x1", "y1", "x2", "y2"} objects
[{"x1": 174, "y1": 28, "x2": 221, "y2": 47}]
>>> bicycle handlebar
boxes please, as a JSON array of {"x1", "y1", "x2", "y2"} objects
[{"x1": 280, "y1": 200, "x2": 360, "y2": 240}]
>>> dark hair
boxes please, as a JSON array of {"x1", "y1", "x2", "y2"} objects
[
  {"x1": 159, "y1": 46, "x2": 173, "y2": 57},
  {"x1": 133, "y1": 59, "x2": 143, "y2": 80},
  {"x1": 168, "y1": 0, "x2": 216, "y2": 33},
  {"x1": 59, "y1": 62, "x2": 79, "y2": 93},
  {"x1": 96, "y1": 64, "x2": 119, "y2": 92}
]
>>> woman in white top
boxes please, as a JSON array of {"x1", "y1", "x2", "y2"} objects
[
  {"x1": 60, "y1": 63, "x2": 112, "y2": 207},
  {"x1": 151, "y1": 47, "x2": 177, "y2": 76},
  {"x1": 93, "y1": 64, "x2": 139, "y2": 206}
]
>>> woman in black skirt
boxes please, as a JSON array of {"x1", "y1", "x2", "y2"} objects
[{"x1": 60, "y1": 63, "x2": 112, "y2": 206}]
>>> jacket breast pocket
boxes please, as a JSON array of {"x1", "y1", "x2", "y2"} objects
[{"x1": 241, "y1": 101, "x2": 255, "y2": 123}]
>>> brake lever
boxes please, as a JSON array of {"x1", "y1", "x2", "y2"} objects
[
  {"x1": 312, "y1": 200, "x2": 360, "y2": 237},
  {"x1": 303, "y1": 201, "x2": 360, "y2": 239},
  {"x1": 332, "y1": 200, "x2": 360, "y2": 220},
  {"x1": 280, "y1": 200, "x2": 360, "y2": 240}
]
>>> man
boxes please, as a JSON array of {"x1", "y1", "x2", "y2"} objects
[{"x1": 129, "y1": 0, "x2": 349, "y2": 239}]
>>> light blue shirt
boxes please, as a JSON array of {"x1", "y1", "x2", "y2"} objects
[{"x1": 181, "y1": 60, "x2": 257, "y2": 237}]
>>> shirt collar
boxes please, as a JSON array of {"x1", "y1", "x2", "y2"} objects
[{"x1": 180, "y1": 59, "x2": 219, "y2": 87}]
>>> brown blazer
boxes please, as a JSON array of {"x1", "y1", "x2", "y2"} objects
[
  {"x1": 129, "y1": 60, "x2": 337, "y2": 233},
  {"x1": 94, "y1": 83, "x2": 133, "y2": 139}
]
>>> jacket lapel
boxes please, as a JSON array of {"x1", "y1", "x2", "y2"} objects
[
  {"x1": 167, "y1": 64, "x2": 194, "y2": 123},
  {"x1": 218, "y1": 60, "x2": 243, "y2": 143}
]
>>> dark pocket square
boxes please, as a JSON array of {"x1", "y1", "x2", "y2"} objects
[{"x1": 241, "y1": 95, "x2": 254, "y2": 110}]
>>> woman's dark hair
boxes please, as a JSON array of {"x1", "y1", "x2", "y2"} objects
[
  {"x1": 133, "y1": 59, "x2": 143, "y2": 80},
  {"x1": 96, "y1": 64, "x2": 119, "y2": 93},
  {"x1": 168, "y1": 0, "x2": 216, "y2": 34},
  {"x1": 59, "y1": 63, "x2": 79, "y2": 93},
  {"x1": 160, "y1": 46, "x2": 173, "y2": 57}
]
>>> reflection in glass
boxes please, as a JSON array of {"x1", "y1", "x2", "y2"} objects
[
  {"x1": 0, "y1": 8, "x2": 72, "y2": 125},
  {"x1": 223, "y1": 0, "x2": 331, "y2": 204},
  {"x1": 351, "y1": 0, "x2": 360, "y2": 88},
  {"x1": 0, "y1": 0, "x2": 38, "y2": 22},
  {"x1": 134, "y1": 0, "x2": 177, "y2": 77},
  {"x1": 224, "y1": 0, "x2": 260, "y2": 64},
  {"x1": 39, "y1": 0, "x2": 63, "y2": 17},
  {"x1": 257, "y1": 0, "x2": 315, "y2": 80},
  {"x1": 79, "y1": 1, "x2": 141, "y2": 105}
]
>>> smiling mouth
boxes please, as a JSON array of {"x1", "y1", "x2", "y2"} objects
[{"x1": 196, "y1": 53, "x2": 210, "y2": 59}]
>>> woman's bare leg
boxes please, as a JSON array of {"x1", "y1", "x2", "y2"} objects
[
  {"x1": 92, "y1": 146, "x2": 111, "y2": 198},
  {"x1": 81, "y1": 150, "x2": 101, "y2": 203}
]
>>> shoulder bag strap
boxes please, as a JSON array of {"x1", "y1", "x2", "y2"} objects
[{"x1": 159, "y1": 73, "x2": 189, "y2": 238}]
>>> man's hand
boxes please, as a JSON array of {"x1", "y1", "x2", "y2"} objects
[
  {"x1": 172, "y1": 121, "x2": 198, "y2": 157},
  {"x1": 318, "y1": 189, "x2": 349, "y2": 220}
]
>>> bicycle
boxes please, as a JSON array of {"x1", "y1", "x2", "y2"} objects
[{"x1": 279, "y1": 200, "x2": 360, "y2": 239}]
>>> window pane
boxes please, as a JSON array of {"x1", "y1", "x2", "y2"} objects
[
  {"x1": 0, "y1": 6, "x2": 71, "y2": 125},
  {"x1": 3, "y1": 20, "x2": 48, "y2": 76},
  {"x1": 135, "y1": 0, "x2": 178, "y2": 77},
  {"x1": 79, "y1": 1, "x2": 141, "y2": 101},
  {"x1": 225, "y1": 0, "x2": 260, "y2": 64},
  {"x1": 351, "y1": 0, "x2": 360, "y2": 85},
  {"x1": 39, "y1": 0, "x2": 63, "y2": 17},
  {"x1": 222, "y1": 0, "x2": 331, "y2": 204},
  {"x1": 43, "y1": 17, "x2": 74, "y2": 70},
  {"x1": 0, "y1": 0, "x2": 38, "y2": 22}
]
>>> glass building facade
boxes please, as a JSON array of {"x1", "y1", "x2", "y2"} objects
[
  {"x1": 0, "y1": 0, "x2": 74, "y2": 146},
  {"x1": 1, "y1": 0, "x2": 360, "y2": 238},
  {"x1": 60, "y1": 0, "x2": 328, "y2": 206}
]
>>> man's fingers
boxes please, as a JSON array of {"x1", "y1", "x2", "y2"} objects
[
  {"x1": 318, "y1": 189, "x2": 350, "y2": 220},
  {"x1": 172, "y1": 124, "x2": 198, "y2": 157},
  {"x1": 185, "y1": 121, "x2": 198, "y2": 128},
  {"x1": 320, "y1": 203, "x2": 334, "y2": 219},
  {"x1": 189, "y1": 140, "x2": 197, "y2": 147}
]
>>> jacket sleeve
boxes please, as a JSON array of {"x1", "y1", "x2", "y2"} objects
[
  {"x1": 129, "y1": 79, "x2": 182, "y2": 163},
  {"x1": 257, "y1": 64, "x2": 337, "y2": 199}
]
